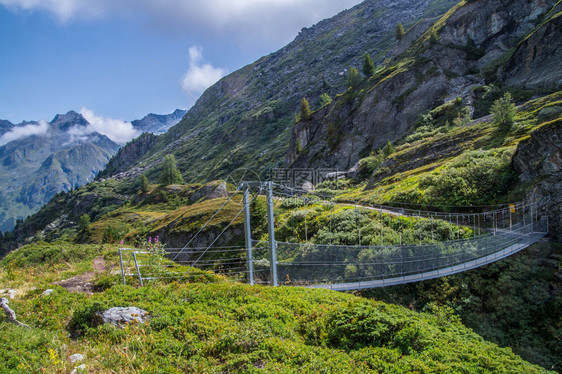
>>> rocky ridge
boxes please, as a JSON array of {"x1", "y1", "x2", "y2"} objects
[
  {"x1": 0, "y1": 109, "x2": 185, "y2": 232},
  {"x1": 286, "y1": 0, "x2": 560, "y2": 171}
]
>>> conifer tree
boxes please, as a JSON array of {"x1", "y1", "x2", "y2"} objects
[
  {"x1": 363, "y1": 53, "x2": 376, "y2": 77},
  {"x1": 395, "y1": 23, "x2": 405, "y2": 40},
  {"x1": 140, "y1": 174, "x2": 149, "y2": 193},
  {"x1": 383, "y1": 140, "x2": 395, "y2": 157},
  {"x1": 300, "y1": 97, "x2": 312, "y2": 120},
  {"x1": 490, "y1": 93, "x2": 516, "y2": 131},
  {"x1": 347, "y1": 67, "x2": 361, "y2": 88},
  {"x1": 76, "y1": 214, "x2": 91, "y2": 242},
  {"x1": 160, "y1": 155, "x2": 184, "y2": 185}
]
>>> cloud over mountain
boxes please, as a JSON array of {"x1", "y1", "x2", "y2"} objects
[
  {"x1": 79, "y1": 108, "x2": 140, "y2": 144},
  {"x1": 181, "y1": 46, "x2": 227, "y2": 95},
  {"x1": 0, "y1": 120, "x2": 49, "y2": 146}
]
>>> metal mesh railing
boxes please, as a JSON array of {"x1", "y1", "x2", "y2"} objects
[{"x1": 118, "y1": 181, "x2": 549, "y2": 290}]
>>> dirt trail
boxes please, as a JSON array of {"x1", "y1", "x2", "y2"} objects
[{"x1": 55, "y1": 256, "x2": 107, "y2": 294}]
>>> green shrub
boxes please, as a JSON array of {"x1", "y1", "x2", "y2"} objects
[
  {"x1": 421, "y1": 148, "x2": 517, "y2": 205},
  {"x1": 491, "y1": 93, "x2": 516, "y2": 131},
  {"x1": 102, "y1": 225, "x2": 122, "y2": 243}
]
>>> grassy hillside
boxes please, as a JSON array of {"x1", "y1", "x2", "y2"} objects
[{"x1": 0, "y1": 242, "x2": 554, "y2": 373}]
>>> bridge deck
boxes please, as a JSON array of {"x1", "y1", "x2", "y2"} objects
[{"x1": 309, "y1": 231, "x2": 547, "y2": 291}]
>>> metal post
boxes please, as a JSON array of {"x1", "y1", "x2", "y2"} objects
[
  {"x1": 133, "y1": 252, "x2": 143, "y2": 287},
  {"x1": 243, "y1": 188, "x2": 254, "y2": 286},
  {"x1": 266, "y1": 182, "x2": 278, "y2": 287},
  {"x1": 355, "y1": 202, "x2": 360, "y2": 246},
  {"x1": 530, "y1": 202, "x2": 533, "y2": 232},
  {"x1": 478, "y1": 215, "x2": 481, "y2": 236},
  {"x1": 419, "y1": 211, "x2": 422, "y2": 245},
  {"x1": 449, "y1": 213, "x2": 452, "y2": 240},
  {"x1": 456, "y1": 215, "x2": 459, "y2": 240},
  {"x1": 304, "y1": 198, "x2": 308, "y2": 242},
  {"x1": 330, "y1": 199, "x2": 333, "y2": 245},
  {"x1": 399, "y1": 210, "x2": 403, "y2": 245},
  {"x1": 430, "y1": 213, "x2": 434, "y2": 242},
  {"x1": 119, "y1": 248, "x2": 126, "y2": 285},
  {"x1": 380, "y1": 206, "x2": 383, "y2": 246}
]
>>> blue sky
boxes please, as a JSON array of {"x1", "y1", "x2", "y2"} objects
[{"x1": 0, "y1": 0, "x2": 362, "y2": 127}]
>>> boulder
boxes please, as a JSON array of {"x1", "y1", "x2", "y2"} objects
[
  {"x1": 0, "y1": 289, "x2": 17, "y2": 299},
  {"x1": 100, "y1": 307, "x2": 149, "y2": 328},
  {"x1": 70, "y1": 364, "x2": 86, "y2": 374},
  {"x1": 69, "y1": 353, "x2": 85, "y2": 363}
]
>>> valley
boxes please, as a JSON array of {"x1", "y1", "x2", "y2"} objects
[{"x1": 1, "y1": 0, "x2": 561, "y2": 372}]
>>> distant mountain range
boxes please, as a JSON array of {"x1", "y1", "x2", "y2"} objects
[
  {"x1": 0, "y1": 109, "x2": 185, "y2": 231},
  {"x1": 132, "y1": 109, "x2": 187, "y2": 135}
]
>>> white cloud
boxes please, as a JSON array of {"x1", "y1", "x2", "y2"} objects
[
  {"x1": 0, "y1": 0, "x2": 363, "y2": 48},
  {"x1": 0, "y1": 120, "x2": 49, "y2": 146},
  {"x1": 181, "y1": 46, "x2": 227, "y2": 94},
  {"x1": 0, "y1": 0, "x2": 103, "y2": 21},
  {"x1": 79, "y1": 108, "x2": 140, "y2": 144}
]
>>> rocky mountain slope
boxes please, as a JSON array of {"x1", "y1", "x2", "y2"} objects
[
  {"x1": 0, "y1": 110, "x2": 185, "y2": 232},
  {"x1": 286, "y1": 0, "x2": 561, "y2": 170},
  {"x1": 100, "y1": 0, "x2": 459, "y2": 183},
  {"x1": 0, "y1": 112, "x2": 120, "y2": 232}
]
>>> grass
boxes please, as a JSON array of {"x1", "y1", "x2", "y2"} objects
[{"x1": 0, "y1": 241, "x2": 554, "y2": 373}]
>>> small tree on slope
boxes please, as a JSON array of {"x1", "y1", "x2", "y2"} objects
[{"x1": 160, "y1": 155, "x2": 184, "y2": 186}]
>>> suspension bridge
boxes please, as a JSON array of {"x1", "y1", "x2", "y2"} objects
[{"x1": 119, "y1": 181, "x2": 549, "y2": 291}]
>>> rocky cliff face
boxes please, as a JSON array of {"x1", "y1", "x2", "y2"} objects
[
  {"x1": 286, "y1": 0, "x2": 559, "y2": 171},
  {"x1": 502, "y1": 11, "x2": 562, "y2": 90},
  {"x1": 98, "y1": 133, "x2": 159, "y2": 180},
  {"x1": 513, "y1": 120, "x2": 562, "y2": 239}
]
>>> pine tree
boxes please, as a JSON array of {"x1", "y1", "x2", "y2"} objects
[
  {"x1": 363, "y1": 53, "x2": 376, "y2": 77},
  {"x1": 160, "y1": 155, "x2": 184, "y2": 185},
  {"x1": 395, "y1": 23, "x2": 405, "y2": 40},
  {"x1": 347, "y1": 67, "x2": 361, "y2": 88},
  {"x1": 76, "y1": 214, "x2": 91, "y2": 242},
  {"x1": 383, "y1": 140, "x2": 395, "y2": 157},
  {"x1": 490, "y1": 93, "x2": 516, "y2": 131},
  {"x1": 300, "y1": 97, "x2": 312, "y2": 121},
  {"x1": 140, "y1": 174, "x2": 149, "y2": 193}
]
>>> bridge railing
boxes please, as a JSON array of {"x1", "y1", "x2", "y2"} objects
[{"x1": 118, "y1": 180, "x2": 549, "y2": 290}]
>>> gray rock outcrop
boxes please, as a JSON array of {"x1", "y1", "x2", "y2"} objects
[
  {"x1": 100, "y1": 307, "x2": 149, "y2": 328},
  {"x1": 513, "y1": 121, "x2": 562, "y2": 239}
]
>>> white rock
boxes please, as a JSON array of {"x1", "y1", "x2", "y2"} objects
[
  {"x1": 70, "y1": 364, "x2": 86, "y2": 374},
  {"x1": 100, "y1": 307, "x2": 149, "y2": 328},
  {"x1": 70, "y1": 353, "x2": 85, "y2": 363},
  {"x1": 42, "y1": 289, "x2": 54, "y2": 296},
  {"x1": 0, "y1": 289, "x2": 17, "y2": 299}
]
